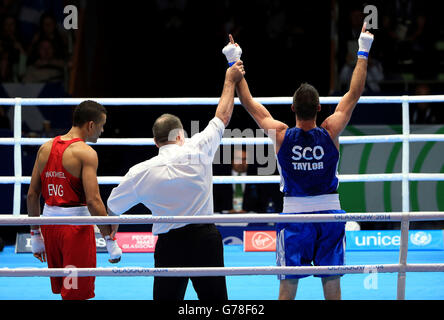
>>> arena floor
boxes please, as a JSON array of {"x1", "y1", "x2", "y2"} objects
[{"x1": 1, "y1": 245, "x2": 443, "y2": 300}]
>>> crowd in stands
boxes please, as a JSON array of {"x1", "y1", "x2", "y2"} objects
[
  {"x1": 0, "y1": 0, "x2": 71, "y2": 84},
  {"x1": 334, "y1": 0, "x2": 443, "y2": 124},
  {"x1": 0, "y1": 0, "x2": 442, "y2": 131}
]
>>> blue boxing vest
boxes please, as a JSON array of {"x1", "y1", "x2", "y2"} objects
[{"x1": 277, "y1": 126, "x2": 339, "y2": 197}]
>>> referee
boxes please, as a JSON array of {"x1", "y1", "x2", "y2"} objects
[{"x1": 107, "y1": 61, "x2": 245, "y2": 300}]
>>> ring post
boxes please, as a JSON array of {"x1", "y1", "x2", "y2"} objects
[
  {"x1": 13, "y1": 98, "x2": 22, "y2": 216},
  {"x1": 397, "y1": 96, "x2": 410, "y2": 300}
]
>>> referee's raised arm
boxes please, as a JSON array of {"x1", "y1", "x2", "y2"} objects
[{"x1": 215, "y1": 60, "x2": 245, "y2": 127}]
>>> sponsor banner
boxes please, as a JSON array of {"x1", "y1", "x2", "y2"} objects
[
  {"x1": 347, "y1": 230, "x2": 444, "y2": 251},
  {"x1": 96, "y1": 233, "x2": 108, "y2": 252},
  {"x1": 16, "y1": 233, "x2": 108, "y2": 253},
  {"x1": 16, "y1": 232, "x2": 158, "y2": 253},
  {"x1": 217, "y1": 225, "x2": 275, "y2": 246},
  {"x1": 115, "y1": 232, "x2": 157, "y2": 253},
  {"x1": 17, "y1": 230, "x2": 443, "y2": 253},
  {"x1": 243, "y1": 231, "x2": 276, "y2": 252},
  {"x1": 217, "y1": 226, "x2": 245, "y2": 245},
  {"x1": 15, "y1": 233, "x2": 32, "y2": 253},
  {"x1": 243, "y1": 230, "x2": 444, "y2": 252}
]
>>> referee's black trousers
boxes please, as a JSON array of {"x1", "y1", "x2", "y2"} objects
[{"x1": 153, "y1": 223, "x2": 228, "y2": 300}]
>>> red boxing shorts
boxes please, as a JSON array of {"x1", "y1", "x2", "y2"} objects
[{"x1": 41, "y1": 225, "x2": 96, "y2": 300}]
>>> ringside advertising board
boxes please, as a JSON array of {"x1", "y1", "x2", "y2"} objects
[
  {"x1": 16, "y1": 232, "x2": 158, "y2": 253},
  {"x1": 243, "y1": 230, "x2": 444, "y2": 252}
]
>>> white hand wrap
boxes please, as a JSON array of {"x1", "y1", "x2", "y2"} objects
[
  {"x1": 357, "y1": 32, "x2": 374, "y2": 59},
  {"x1": 30, "y1": 231, "x2": 45, "y2": 254},
  {"x1": 222, "y1": 43, "x2": 242, "y2": 66},
  {"x1": 105, "y1": 236, "x2": 122, "y2": 260}
]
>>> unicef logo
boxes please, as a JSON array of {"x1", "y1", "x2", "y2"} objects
[
  {"x1": 410, "y1": 232, "x2": 432, "y2": 246},
  {"x1": 223, "y1": 236, "x2": 243, "y2": 245}
]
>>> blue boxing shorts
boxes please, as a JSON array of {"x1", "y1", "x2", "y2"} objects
[{"x1": 276, "y1": 210, "x2": 346, "y2": 280}]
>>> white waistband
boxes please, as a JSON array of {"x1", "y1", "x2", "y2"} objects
[
  {"x1": 43, "y1": 204, "x2": 91, "y2": 217},
  {"x1": 283, "y1": 193, "x2": 341, "y2": 213}
]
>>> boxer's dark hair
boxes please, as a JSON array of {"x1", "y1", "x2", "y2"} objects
[
  {"x1": 152, "y1": 113, "x2": 184, "y2": 144},
  {"x1": 73, "y1": 100, "x2": 107, "y2": 127},
  {"x1": 293, "y1": 83, "x2": 320, "y2": 120}
]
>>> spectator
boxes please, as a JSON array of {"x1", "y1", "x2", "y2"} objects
[
  {"x1": 0, "y1": 0, "x2": 21, "y2": 21},
  {"x1": 230, "y1": 147, "x2": 251, "y2": 213},
  {"x1": 336, "y1": 7, "x2": 384, "y2": 94},
  {"x1": 264, "y1": 2, "x2": 286, "y2": 43},
  {"x1": 338, "y1": 8, "x2": 364, "y2": 72},
  {"x1": 410, "y1": 84, "x2": 439, "y2": 124},
  {"x1": 0, "y1": 106, "x2": 10, "y2": 129},
  {"x1": 338, "y1": 55, "x2": 384, "y2": 94},
  {"x1": 28, "y1": 11, "x2": 67, "y2": 62},
  {"x1": 41, "y1": 119, "x2": 59, "y2": 138},
  {"x1": 379, "y1": 0, "x2": 435, "y2": 78},
  {"x1": 0, "y1": 41, "x2": 10, "y2": 80},
  {"x1": 0, "y1": 15, "x2": 26, "y2": 81},
  {"x1": 213, "y1": 147, "x2": 282, "y2": 214},
  {"x1": 22, "y1": 39, "x2": 64, "y2": 83}
]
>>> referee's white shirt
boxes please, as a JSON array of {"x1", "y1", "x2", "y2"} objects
[{"x1": 107, "y1": 117, "x2": 225, "y2": 235}]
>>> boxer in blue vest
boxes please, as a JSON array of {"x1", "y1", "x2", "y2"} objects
[{"x1": 223, "y1": 23, "x2": 374, "y2": 299}]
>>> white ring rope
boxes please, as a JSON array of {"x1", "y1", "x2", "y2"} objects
[
  {"x1": 1, "y1": 95, "x2": 444, "y2": 105},
  {"x1": 1, "y1": 264, "x2": 444, "y2": 278},
  {"x1": 2, "y1": 173, "x2": 444, "y2": 185},
  {"x1": 1, "y1": 212, "x2": 444, "y2": 225},
  {"x1": 1, "y1": 134, "x2": 444, "y2": 146}
]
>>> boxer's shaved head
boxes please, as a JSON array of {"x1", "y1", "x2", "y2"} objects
[
  {"x1": 292, "y1": 83, "x2": 320, "y2": 120},
  {"x1": 73, "y1": 100, "x2": 107, "y2": 127}
]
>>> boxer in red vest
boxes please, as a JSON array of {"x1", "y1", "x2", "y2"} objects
[{"x1": 27, "y1": 100, "x2": 121, "y2": 300}]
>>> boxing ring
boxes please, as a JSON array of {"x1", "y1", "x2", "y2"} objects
[{"x1": 1, "y1": 96, "x2": 444, "y2": 300}]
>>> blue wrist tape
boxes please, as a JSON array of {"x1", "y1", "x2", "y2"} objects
[{"x1": 357, "y1": 51, "x2": 369, "y2": 58}]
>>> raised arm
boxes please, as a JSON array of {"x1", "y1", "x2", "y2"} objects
[
  {"x1": 236, "y1": 77, "x2": 288, "y2": 143},
  {"x1": 222, "y1": 35, "x2": 288, "y2": 150},
  {"x1": 322, "y1": 22, "x2": 374, "y2": 147},
  {"x1": 215, "y1": 60, "x2": 245, "y2": 127}
]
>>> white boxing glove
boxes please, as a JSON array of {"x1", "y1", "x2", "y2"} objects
[
  {"x1": 222, "y1": 43, "x2": 242, "y2": 66},
  {"x1": 357, "y1": 31, "x2": 374, "y2": 60},
  {"x1": 105, "y1": 235, "x2": 122, "y2": 262},
  {"x1": 30, "y1": 230, "x2": 45, "y2": 255}
]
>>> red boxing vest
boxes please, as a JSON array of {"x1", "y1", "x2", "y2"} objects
[{"x1": 41, "y1": 136, "x2": 87, "y2": 206}]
